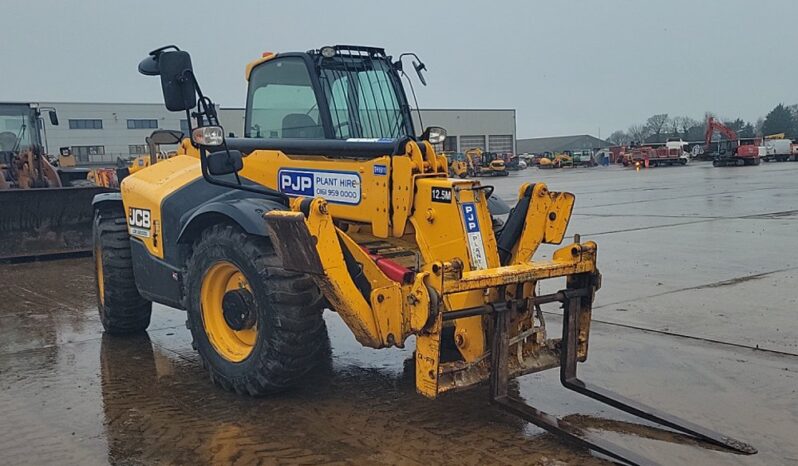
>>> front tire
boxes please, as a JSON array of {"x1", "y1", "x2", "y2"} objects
[
  {"x1": 185, "y1": 224, "x2": 327, "y2": 395},
  {"x1": 93, "y1": 206, "x2": 152, "y2": 333}
]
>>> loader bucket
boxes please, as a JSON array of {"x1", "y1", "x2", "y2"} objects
[{"x1": 0, "y1": 186, "x2": 111, "y2": 261}]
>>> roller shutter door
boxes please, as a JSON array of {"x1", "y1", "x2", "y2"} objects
[
  {"x1": 443, "y1": 135, "x2": 458, "y2": 152},
  {"x1": 489, "y1": 134, "x2": 514, "y2": 154},
  {"x1": 460, "y1": 135, "x2": 486, "y2": 152}
]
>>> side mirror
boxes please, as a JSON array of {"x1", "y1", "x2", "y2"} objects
[
  {"x1": 158, "y1": 51, "x2": 197, "y2": 112},
  {"x1": 48, "y1": 111, "x2": 59, "y2": 126},
  {"x1": 207, "y1": 150, "x2": 243, "y2": 176},
  {"x1": 149, "y1": 129, "x2": 184, "y2": 145},
  {"x1": 413, "y1": 60, "x2": 427, "y2": 86},
  {"x1": 138, "y1": 47, "x2": 197, "y2": 112},
  {"x1": 420, "y1": 126, "x2": 447, "y2": 144},
  {"x1": 138, "y1": 55, "x2": 160, "y2": 76}
]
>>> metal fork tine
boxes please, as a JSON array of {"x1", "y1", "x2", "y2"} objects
[
  {"x1": 560, "y1": 294, "x2": 757, "y2": 455},
  {"x1": 489, "y1": 283, "x2": 756, "y2": 465},
  {"x1": 490, "y1": 301, "x2": 653, "y2": 466}
]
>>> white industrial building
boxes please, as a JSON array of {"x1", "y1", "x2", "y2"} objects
[
  {"x1": 35, "y1": 102, "x2": 515, "y2": 165},
  {"x1": 39, "y1": 102, "x2": 190, "y2": 164},
  {"x1": 413, "y1": 108, "x2": 516, "y2": 155}
]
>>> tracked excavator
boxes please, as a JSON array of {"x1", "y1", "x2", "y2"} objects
[
  {"x1": 704, "y1": 117, "x2": 761, "y2": 167},
  {"x1": 92, "y1": 45, "x2": 756, "y2": 465}
]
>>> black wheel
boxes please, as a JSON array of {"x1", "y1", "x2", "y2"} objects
[
  {"x1": 185, "y1": 224, "x2": 327, "y2": 395},
  {"x1": 93, "y1": 206, "x2": 152, "y2": 333},
  {"x1": 712, "y1": 160, "x2": 720, "y2": 167}
]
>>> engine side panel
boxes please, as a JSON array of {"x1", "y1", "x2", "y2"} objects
[{"x1": 120, "y1": 155, "x2": 203, "y2": 260}]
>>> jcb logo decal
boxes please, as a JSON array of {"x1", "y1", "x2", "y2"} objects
[{"x1": 128, "y1": 208, "x2": 151, "y2": 238}]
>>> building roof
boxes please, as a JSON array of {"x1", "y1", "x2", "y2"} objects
[{"x1": 516, "y1": 134, "x2": 610, "y2": 154}]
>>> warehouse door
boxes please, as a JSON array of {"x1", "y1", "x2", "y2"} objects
[
  {"x1": 443, "y1": 135, "x2": 458, "y2": 152},
  {"x1": 460, "y1": 135, "x2": 486, "y2": 152},
  {"x1": 489, "y1": 134, "x2": 514, "y2": 154}
]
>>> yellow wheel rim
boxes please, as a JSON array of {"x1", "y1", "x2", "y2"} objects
[
  {"x1": 200, "y1": 261, "x2": 257, "y2": 362},
  {"x1": 95, "y1": 245, "x2": 105, "y2": 303}
]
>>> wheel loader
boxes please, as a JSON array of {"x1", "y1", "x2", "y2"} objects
[
  {"x1": 0, "y1": 102, "x2": 109, "y2": 260},
  {"x1": 92, "y1": 45, "x2": 755, "y2": 464}
]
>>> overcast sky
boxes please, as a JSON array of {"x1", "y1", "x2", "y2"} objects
[{"x1": 3, "y1": 0, "x2": 797, "y2": 138}]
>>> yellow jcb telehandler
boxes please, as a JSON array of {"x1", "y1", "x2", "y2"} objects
[
  {"x1": 117, "y1": 129, "x2": 184, "y2": 181},
  {"x1": 92, "y1": 45, "x2": 755, "y2": 464}
]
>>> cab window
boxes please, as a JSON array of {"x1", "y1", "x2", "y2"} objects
[{"x1": 246, "y1": 57, "x2": 323, "y2": 139}]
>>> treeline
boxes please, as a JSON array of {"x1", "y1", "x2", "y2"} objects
[{"x1": 607, "y1": 103, "x2": 798, "y2": 145}]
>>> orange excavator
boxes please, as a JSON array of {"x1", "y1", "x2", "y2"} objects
[{"x1": 704, "y1": 117, "x2": 760, "y2": 167}]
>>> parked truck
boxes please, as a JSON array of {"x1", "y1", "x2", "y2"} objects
[
  {"x1": 622, "y1": 143, "x2": 688, "y2": 168},
  {"x1": 570, "y1": 149, "x2": 597, "y2": 167},
  {"x1": 762, "y1": 139, "x2": 794, "y2": 162}
]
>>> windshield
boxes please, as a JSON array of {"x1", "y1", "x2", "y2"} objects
[
  {"x1": 244, "y1": 50, "x2": 414, "y2": 141},
  {"x1": 319, "y1": 54, "x2": 411, "y2": 139},
  {"x1": 0, "y1": 104, "x2": 37, "y2": 152}
]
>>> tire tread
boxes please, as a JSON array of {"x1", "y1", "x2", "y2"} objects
[
  {"x1": 94, "y1": 206, "x2": 152, "y2": 333},
  {"x1": 185, "y1": 224, "x2": 327, "y2": 396}
]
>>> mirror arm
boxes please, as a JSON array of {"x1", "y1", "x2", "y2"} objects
[{"x1": 197, "y1": 145, "x2": 289, "y2": 204}]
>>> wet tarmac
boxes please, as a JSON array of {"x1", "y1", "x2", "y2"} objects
[{"x1": 1, "y1": 161, "x2": 797, "y2": 465}]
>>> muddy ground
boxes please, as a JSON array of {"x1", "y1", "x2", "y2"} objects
[{"x1": 1, "y1": 161, "x2": 797, "y2": 465}]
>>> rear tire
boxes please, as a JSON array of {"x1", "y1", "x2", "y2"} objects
[
  {"x1": 185, "y1": 224, "x2": 327, "y2": 395},
  {"x1": 93, "y1": 206, "x2": 152, "y2": 334}
]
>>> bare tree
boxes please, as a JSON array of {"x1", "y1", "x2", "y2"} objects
[
  {"x1": 668, "y1": 116, "x2": 697, "y2": 138},
  {"x1": 627, "y1": 124, "x2": 649, "y2": 143},
  {"x1": 678, "y1": 116, "x2": 699, "y2": 135},
  {"x1": 645, "y1": 114, "x2": 669, "y2": 141},
  {"x1": 607, "y1": 130, "x2": 630, "y2": 146},
  {"x1": 667, "y1": 118, "x2": 681, "y2": 136}
]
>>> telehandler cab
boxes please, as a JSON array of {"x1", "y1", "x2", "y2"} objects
[{"x1": 92, "y1": 45, "x2": 755, "y2": 464}]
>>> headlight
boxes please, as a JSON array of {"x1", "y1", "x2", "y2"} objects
[
  {"x1": 421, "y1": 126, "x2": 447, "y2": 144},
  {"x1": 320, "y1": 46, "x2": 336, "y2": 58},
  {"x1": 192, "y1": 126, "x2": 224, "y2": 146}
]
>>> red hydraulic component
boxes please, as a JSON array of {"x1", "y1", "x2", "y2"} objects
[{"x1": 360, "y1": 247, "x2": 415, "y2": 284}]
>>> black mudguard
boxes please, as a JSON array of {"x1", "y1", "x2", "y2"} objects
[{"x1": 177, "y1": 197, "x2": 287, "y2": 245}]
